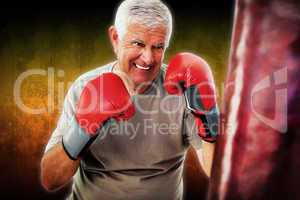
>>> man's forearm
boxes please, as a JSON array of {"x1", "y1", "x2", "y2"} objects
[
  {"x1": 200, "y1": 142, "x2": 215, "y2": 177},
  {"x1": 40, "y1": 143, "x2": 80, "y2": 191}
]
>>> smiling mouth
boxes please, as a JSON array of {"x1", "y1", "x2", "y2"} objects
[{"x1": 133, "y1": 62, "x2": 151, "y2": 70}]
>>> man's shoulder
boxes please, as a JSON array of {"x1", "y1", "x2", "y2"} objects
[
  {"x1": 159, "y1": 63, "x2": 168, "y2": 80},
  {"x1": 161, "y1": 63, "x2": 167, "y2": 73},
  {"x1": 67, "y1": 62, "x2": 115, "y2": 96},
  {"x1": 75, "y1": 62, "x2": 114, "y2": 84},
  {"x1": 75, "y1": 62, "x2": 166, "y2": 84}
]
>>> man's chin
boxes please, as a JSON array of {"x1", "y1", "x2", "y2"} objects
[{"x1": 133, "y1": 77, "x2": 155, "y2": 91}]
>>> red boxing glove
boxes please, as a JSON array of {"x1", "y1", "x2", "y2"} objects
[
  {"x1": 75, "y1": 73, "x2": 135, "y2": 135},
  {"x1": 164, "y1": 52, "x2": 219, "y2": 142},
  {"x1": 62, "y1": 73, "x2": 135, "y2": 159}
]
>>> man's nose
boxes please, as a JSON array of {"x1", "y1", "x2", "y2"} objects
[{"x1": 141, "y1": 48, "x2": 154, "y2": 65}]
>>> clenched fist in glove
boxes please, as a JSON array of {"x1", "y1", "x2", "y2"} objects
[
  {"x1": 164, "y1": 52, "x2": 219, "y2": 142},
  {"x1": 62, "y1": 73, "x2": 135, "y2": 160}
]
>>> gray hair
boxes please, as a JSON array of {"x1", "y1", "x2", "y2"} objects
[{"x1": 114, "y1": 0, "x2": 173, "y2": 47}]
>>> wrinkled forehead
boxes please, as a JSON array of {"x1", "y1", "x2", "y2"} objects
[{"x1": 124, "y1": 22, "x2": 169, "y2": 43}]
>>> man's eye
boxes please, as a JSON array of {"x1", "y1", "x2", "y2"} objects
[
  {"x1": 154, "y1": 45, "x2": 164, "y2": 50},
  {"x1": 132, "y1": 41, "x2": 145, "y2": 47}
]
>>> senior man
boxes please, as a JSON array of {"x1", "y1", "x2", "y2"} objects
[{"x1": 41, "y1": 0, "x2": 219, "y2": 199}]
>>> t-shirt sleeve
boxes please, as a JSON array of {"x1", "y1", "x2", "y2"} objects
[
  {"x1": 44, "y1": 82, "x2": 80, "y2": 153},
  {"x1": 182, "y1": 109, "x2": 203, "y2": 150}
]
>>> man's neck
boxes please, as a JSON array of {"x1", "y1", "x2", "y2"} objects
[
  {"x1": 111, "y1": 66, "x2": 134, "y2": 95},
  {"x1": 112, "y1": 62, "x2": 153, "y2": 95}
]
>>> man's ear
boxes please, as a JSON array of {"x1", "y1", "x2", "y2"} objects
[{"x1": 108, "y1": 26, "x2": 119, "y2": 55}]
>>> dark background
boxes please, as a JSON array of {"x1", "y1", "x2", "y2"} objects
[{"x1": 0, "y1": 0, "x2": 233, "y2": 199}]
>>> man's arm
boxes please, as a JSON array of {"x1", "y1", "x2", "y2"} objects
[
  {"x1": 197, "y1": 141, "x2": 215, "y2": 177},
  {"x1": 41, "y1": 72, "x2": 135, "y2": 191},
  {"x1": 40, "y1": 144, "x2": 80, "y2": 191}
]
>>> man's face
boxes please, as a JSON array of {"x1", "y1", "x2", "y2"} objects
[{"x1": 110, "y1": 23, "x2": 168, "y2": 91}]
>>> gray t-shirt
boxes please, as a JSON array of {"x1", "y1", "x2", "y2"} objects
[{"x1": 45, "y1": 62, "x2": 202, "y2": 200}]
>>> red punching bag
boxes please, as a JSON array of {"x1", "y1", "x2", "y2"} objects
[{"x1": 209, "y1": 0, "x2": 300, "y2": 199}]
